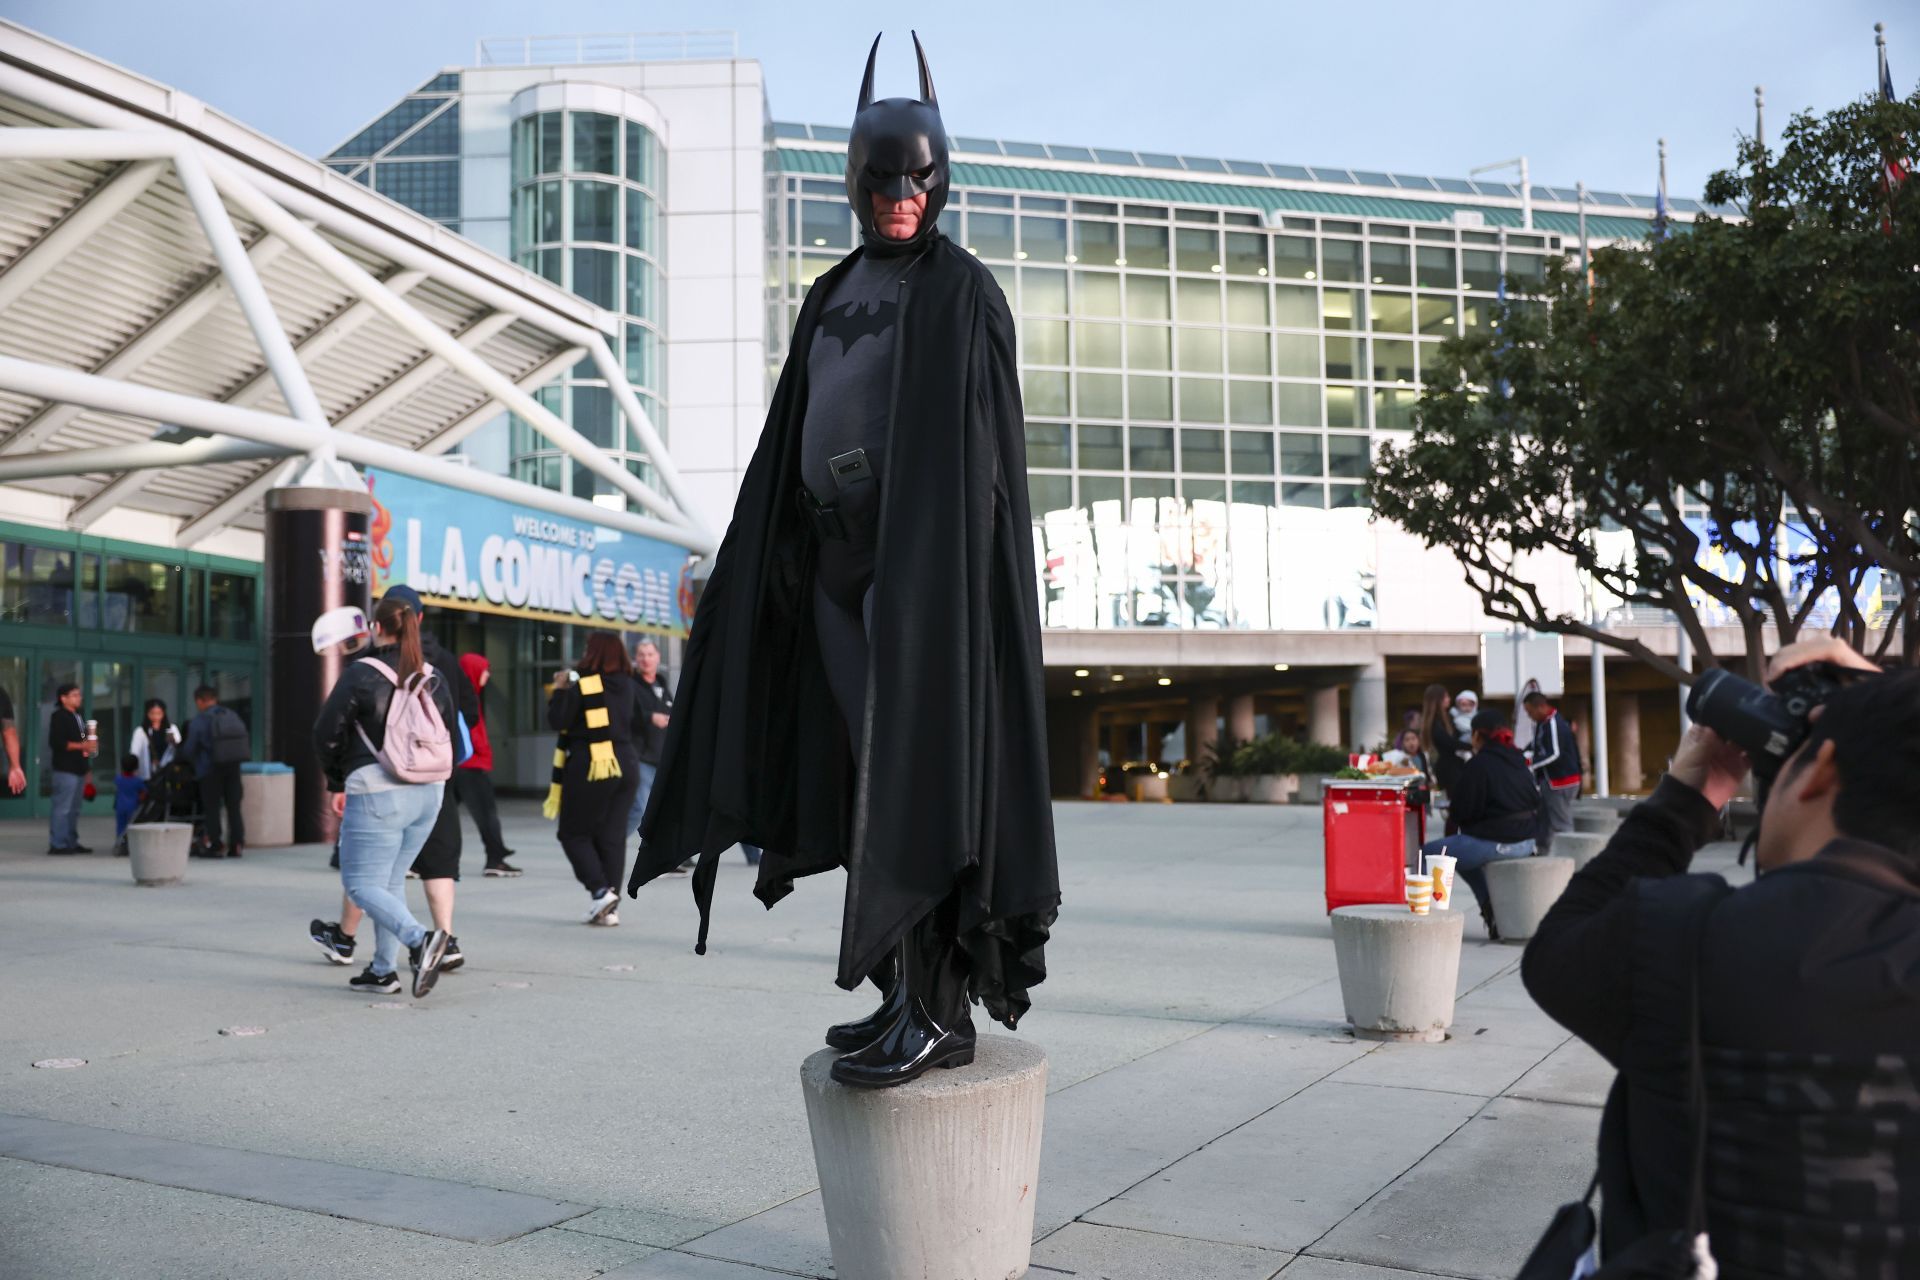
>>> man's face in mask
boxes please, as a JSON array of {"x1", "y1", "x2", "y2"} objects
[{"x1": 872, "y1": 191, "x2": 927, "y2": 241}]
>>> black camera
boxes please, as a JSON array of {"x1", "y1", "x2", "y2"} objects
[{"x1": 1685, "y1": 662, "x2": 1852, "y2": 781}]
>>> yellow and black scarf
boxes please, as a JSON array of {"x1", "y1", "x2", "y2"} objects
[{"x1": 542, "y1": 672, "x2": 623, "y2": 819}]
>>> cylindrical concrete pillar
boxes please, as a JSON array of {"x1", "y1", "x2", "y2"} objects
[
  {"x1": 1078, "y1": 710, "x2": 1101, "y2": 799},
  {"x1": 1329, "y1": 906, "x2": 1464, "y2": 1042},
  {"x1": 1308, "y1": 683, "x2": 1342, "y2": 748},
  {"x1": 1106, "y1": 722, "x2": 1130, "y2": 768},
  {"x1": 265, "y1": 484, "x2": 372, "y2": 846},
  {"x1": 1349, "y1": 658, "x2": 1388, "y2": 753},
  {"x1": 1553, "y1": 831, "x2": 1608, "y2": 870},
  {"x1": 1186, "y1": 695, "x2": 1219, "y2": 770},
  {"x1": 1485, "y1": 856, "x2": 1576, "y2": 943},
  {"x1": 1610, "y1": 692, "x2": 1644, "y2": 794},
  {"x1": 1226, "y1": 692, "x2": 1256, "y2": 743},
  {"x1": 802, "y1": 1036, "x2": 1047, "y2": 1280}
]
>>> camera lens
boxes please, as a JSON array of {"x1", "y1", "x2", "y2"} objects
[{"x1": 1686, "y1": 668, "x2": 1802, "y2": 778}]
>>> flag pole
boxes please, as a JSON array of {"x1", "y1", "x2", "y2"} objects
[{"x1": 1755, "y1": 85, "x2": 1765, "y2": 149}]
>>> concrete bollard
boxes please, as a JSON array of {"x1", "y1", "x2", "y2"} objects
[
  {"x1": 126, "y1": 822, "x2": 193, "y2": 886},
  {"x1": 1572, "y1": 806, "x2": 1620, "y2": 836},
  {"x1": 240, "y1": 769, "x2": 296, "y2": 847},
  {"x1": 1485, "y1": 856, "x2": 1576, "y2": 944},
  {"x1": 1329, "y1": 905, "x2": 1464, "y2": 1043},
  {"x1": 801, "y1": 1035, "x2": 1047, "y2": 1280},
  {"x1": 1553, "y1": 831, "x2": 1608, "y2": 870}
]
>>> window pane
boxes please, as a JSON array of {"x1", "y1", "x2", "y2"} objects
[
  {"x1": 1373, "y1": 339, "x2": 1416, "y2": 383},
  {"x1": 1023, "y1": 369, "x2": 1069, "y2": 415},
  {"x1": 1076, "y1": 322, "x2": 1122, "y2": 367},
  {"x1": 183, "y1": 567, "x2": 203, "y2": 637},
  {"x1": 1125, "y1": 275, "x2": 1170, "y2": 320},
  {"x1": 1274, "y1": 236, "x2": 1316, "y2": 279},
  {"x1": 1185, "y1": 477, "x2": 1227, "y2": 503},
  {"x1": 1080, "y1": 474, "x2": 1123, "y2": 516},
  {"x1": 1373, "y1": 388, "x2": 1416, "y2": 431},
  {"x1": 1131, "y1": 475, "x2": 1176, "y2": 504},
  {"x1": 1370, "y1": 242, "x2": 1411, "y2": 286},
  {"x1": 1462, "y1": 294, "x2": 1500, "y2": 333},
  {"x1": 573, "y1": 180, "x2": 617, "y2": 243},
  {"x1": 970, "y1": 212, "x2": 1016, "y2": 259},
  {"x1": 1322, "y1": 287, "x2": 1360, "y2": 331},
  {"x1": 1181, "y1": 428, "x2": 1225, "y2": 473},
  {"x1": 1321, "y1": 238, "x2": 1363, "y2": 282},
  {"x1": 571, "y1": 384, "x2": 616, "y2": 448},
  {"x1": 208, "y1": 572, "x2": 254, "y2": 642},
  {"x1": 1416, "y1": 245, "x2": 1456, "y2": 289},
  {"x1": 1280, "y1": 434, "x2": 1324, "y2": 476},
  {"x1": 1224, "y1": 232, "x2": 1268, "y2": 276},
  {"x1": 1079, "y1": 424, "x2": 1124, "y2": 469},
  {"x1": 1127, "y1": 376, "x2": 1172, "y2": 420},
  {"x1": 1029, "y1": 474, "x2": 1073, "y2": 516},
  {"x1": 1074, "y1": 271, "x2": 1121, "y2": 317},
  {"x1": 1462, "y1": 249, "x2": 1502, "y2": 291},
  {"x1": 1130, "y1": 425, "x2": 1175, "y2": 471},
  {"x1": 1077, "y1": 372, "x2": 1124, "y2": 417},
  {"x1": 1417, "y1": 296, "x2": 1457, "y2": 336},
  {"x1": 1025, "y1": 423, "x2": 1071, "y2": 468},
  {"x1": 537, "y1": 113, "x2": 563, "y2": 174},
  {"x1": 571, "y1": 112, "x2": 619, "y2": 175},
  {"x1": 1020, "y1": 216, "x2": 1068, "y2": 263},
  {"x1": 1227, "y1": 330, "x2": 1270, "y2": 375},
  {"x1": 1327, "y1": 385, "x2": 1367, "y2": 428},
  {"x1": 1023, "y1": 267, "x2": 1068, "y2": 314},
  {"x1": 103, "y1": 557, "x2": 180, "y2": 634},
  {"x1": 1225, "y1": 281, "x2": 1269, "y2": 326},
  {"x1": 625, "y1": 190, "x2": 658, "y2": 252},
  {"x1": 1228, "y1": 380, "x2": 1273, "y2": 424},
  {"x1": 624, "y1": 257, "x2": 657, "y2": 320},
  {"x1": 1178, "y1": 378, "x2": 1225, "y2": 423},
  {"x1": 1074, "y1": 220, "x2": 1120, "y2": 267},
  {"x1": 1175, "y1": 228, "x2": 1219, "y2": 273},
  {"x1": 1175, "y1": 278, "x2": 1220, "y2": 324},
  {"x1": 1127, "y1": 324, "x2": 1170, "y2": 370},
  {"x1": 1230, "y1": 431, "x2": 1275, "y2": 474},
  {"x1": 1274, "y1": 283, "x2": 1315, "y2": 327},
  {"x1": 799, "y1": 200, "x2": 850, "y2": 250},
  {"x1": 536, "y1": 181, "x2": 562, "y2": 242},
  {"x1": 1508, "y1": 254, "x2": 1545, "y2": 286},
  {"x1": 1283, "y1": 482, "x2": 1327, "y2": 508},
  {"x1": 624, "y1": 323, "x2": 658, "y2": 387},
  {"x1": 1231, "y1": 479, "x2": 1276, "y2": 507},
  {"x1": 1276, "y1": 333, "x2": 1319, "y2": 378},
  {"x1": 625, "y1": 124, "x2": 658, "y2": 187},
  {"x1": 1176, "y1": 327, "x2": 1221, "y2": 372},
  {"x1": 1369, "y1": 292, "x2": 1414, "y2": 333},
  {"x1": 1329, "y1": 482, "x2": 1368, "y2": 509},
  {"x1": 1328, "y1": 434, "x2": 1371, "y2": 478},
  {"x1": 1024, "y1": 318, "x2": 1068, "y2": 365},
  {"x1": 511, "y1": 118, "x2": 533, "y2": 184},
  {"x1": 1122, "y1": 223, "x2": 1169, "y2": 269},
  {"x1": 1324, "y1": 335, "x2": 1361, "y2": 380}
]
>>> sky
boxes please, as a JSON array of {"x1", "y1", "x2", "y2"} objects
[{"x1": 4, "y1": 0, "x2": 1903, "y2": 200}]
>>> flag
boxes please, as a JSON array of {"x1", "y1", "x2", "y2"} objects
[
  {"x1": 1882, "y1": 31, "x2": 1909, "y2": 215},
  {"x1": 1653, "y1": 140, "x2": 1672, "y2": 241}
]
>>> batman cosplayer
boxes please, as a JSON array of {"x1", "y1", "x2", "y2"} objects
[{"x1": 628, "y1": 32, "x2": 1059, "y2": 1089}]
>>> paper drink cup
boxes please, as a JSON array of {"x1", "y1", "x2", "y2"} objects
[
  {"x1": 1405, "y1": 873, "x2": 1434, "y2": 915},
  {"x1": 1426, "y1": 854, "x2": 1457, "y2": 910},
  {"x1": 85, "y1": 719, "x2": 98, "y2": 740}
]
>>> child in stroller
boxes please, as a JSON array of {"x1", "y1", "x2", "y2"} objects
[{"x1": 119, "y1": 757, "x2": 204, "y2": 854}]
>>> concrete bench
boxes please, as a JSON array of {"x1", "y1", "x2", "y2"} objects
[
  {"x1": 1329, "y1": 905, "x2": 1464, "y2": 1042},
  {"x1": 1485, "y1": 856, "x2": 1576, "y2": 944},
  {"x1": 1571, "y1": 806, "x2": 1620, "y2": 836},
  {"x1": 1551, "y1": 831, "x2": 1608, "y2": 870},
  {"x1": 802, "y1": 1035, "x2": 1047, "y2": 1280}
]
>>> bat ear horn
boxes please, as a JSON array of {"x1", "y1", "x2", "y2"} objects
[
  {"x1": 912, "y1": 30, "x2": 937, "y2": 106},
  {"x1": 857, "y1": 32, "x2": 881, "y2": 112}
]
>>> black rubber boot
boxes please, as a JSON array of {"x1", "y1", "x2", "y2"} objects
[
  {"x1": 824, "y1": 943, "x2": 906, "y2": 1051},
  {"x1": 830, "y1": 915, "x2": 975, "y2": 1089}
]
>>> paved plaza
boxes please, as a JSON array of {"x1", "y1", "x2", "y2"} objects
[{"x1": 0, "y1": 798, "x2": 1745, "y2": 1279}]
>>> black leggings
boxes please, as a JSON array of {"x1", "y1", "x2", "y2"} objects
[
  {"x1": 813, "y1": 572, "x2": 875, "y2": 757},
  {"x1": 558, "y1": 767, "x2": 641, "y2": 896}
]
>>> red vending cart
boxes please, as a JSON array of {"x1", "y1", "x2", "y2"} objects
[{"x1": 1323, "y1": 776, "x2": 1429, "y2": 914}]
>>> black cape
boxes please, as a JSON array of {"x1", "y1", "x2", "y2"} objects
[{"x1": 629, "y1": 231, "x2": 1059, "y2": 1027}]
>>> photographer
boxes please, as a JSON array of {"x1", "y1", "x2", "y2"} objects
[{"x1": 1522, "y1": 638, "x2": 1920, "y2": 1272}]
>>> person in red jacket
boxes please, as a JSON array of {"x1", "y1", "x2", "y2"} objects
[{"x1": 455, "y1": 653, "x2": 520, "y2": 877}]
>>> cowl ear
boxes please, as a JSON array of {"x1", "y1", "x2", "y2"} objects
[
  {"x1": 911, "y1": 30, "x2": 937, "y2": 107},
  {"x1": 857, "y1": 32, "x2": 881, "y2": 112}
]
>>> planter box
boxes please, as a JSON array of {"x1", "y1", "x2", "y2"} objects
[
  {"x1": 1247, "y1": 774, "x2": 1296, "y2": 804},
  {"x1": 126, "y1": 822, "x2": 193, "y2": 886},
  {"x1": 1293, "y1": 774, "x2": 1327, "y2": 806},
  {"x1": 1210, "y1": 776, "x2": 1247, "y2": 802},
  {"x1": 1166, "y1": 774, "x2": 1202, "y2": 802}
]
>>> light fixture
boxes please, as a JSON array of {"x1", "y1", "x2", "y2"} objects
[
  {"x1": 1065, "y1": 254, "x2": 1078, "y2": 263},
  {"x1": 1016, "y1": 250, "x2": 1029, "y2": 260},
  {"x1": 1372, "y1": 276, "x2": 1384, "y2": 284},
  {"x1": 1304, "y1": 270, "x2": 1317, "y2": 280},
  {"x1": 1114, "y1": 257, "x2": 1128, "y2": 266},
  {"x1": 1157, "y1": 770, "x2": 1170, "y2": 779},
  {"x1": 1073, "y1": 668, "x2": 1090, "y2": 677},
  {"x1": 1257, "y1": 267, "x2": 1269, "y2": 276},
  {"x1": 813, "y1": 237, "x2": 827, "y2": 246},
  {"x1": 1273, "y1": 662, "x2": 1290, "y2": 671},
  {"x1": 968, "y1": 246, "x2": 980, "y2": 256},
  {"x1": 1071, "y1": 689, "x2": 1083, "y2": 697},
  {"x1": 1210, "y1": 264, "x2": 1223, "y2": 273},
  {"x1": 1157, "y1": 676, "x2": 1172, "y2": 686},
  {"x1": 1111, "y1": 673, "x2": 1125, "y2": 682}
]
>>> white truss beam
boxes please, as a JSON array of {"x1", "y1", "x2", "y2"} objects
[
  {"x1": 0, "y1": 158, "x2": 166, "y2": 313},
  {"x1": 0, "y1": 437, "x2": 290, "y2": 482}
]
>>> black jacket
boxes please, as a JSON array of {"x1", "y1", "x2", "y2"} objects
[
  {"x1": 630, "y1": 230, "x2": 1060, "y2": 1028},
  {"x1": 547, "y1": 670, "x2": 642, "y2": 780},
  {"x1": 1428, "y1": 716, "x2": 1467, "y2": 792},
  {"x1": 631, "y1": 671, "x2": 672, "y2": 764},
  {"x1": 1448, "y1": 741, "x2": 1539, "y2": 842},
  {"x1": 1523, "y1": 779, "x2": 1920, "y2": 1274},
  {"x1": 312, "y1": 645, "x2": 460, "y2": 791},
  {"x1": 422, "y1": 632, "x2": 480, "y2": 733},
  {"x1": 1527, "y1": 710, "x2": 1582, "y2": 786}
]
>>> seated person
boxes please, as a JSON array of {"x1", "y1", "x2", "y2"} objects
[{"x1": 1420, "y1": 709, "x2": 1541, "y2": 938}]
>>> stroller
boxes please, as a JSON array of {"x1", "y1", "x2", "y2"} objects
[{"x1": 115, "y1": 758, "x2": 205, "y2": 854}]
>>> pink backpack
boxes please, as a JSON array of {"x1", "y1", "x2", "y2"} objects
[{"x1": 354, "y1": 659, "x2": 454, "y2": 783}]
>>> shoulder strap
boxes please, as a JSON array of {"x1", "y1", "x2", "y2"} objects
[
  {"x1": 360, "y1": 657, "x2": 399, "y2": 686},
  {"x1": 1681, "y1": 892, "x2": 1722, "y2": 1237}
]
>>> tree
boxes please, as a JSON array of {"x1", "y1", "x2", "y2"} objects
[{"x1": 1372, "y1": 89, "x2": 1920, "y2": 680}]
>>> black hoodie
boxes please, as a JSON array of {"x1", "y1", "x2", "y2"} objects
[{"x1": 1448, "y1": 740, "x2": 1540, "y2": 842}]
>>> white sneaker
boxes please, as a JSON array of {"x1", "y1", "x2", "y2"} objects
[
  {"x1": 603, "y1": 910, "x2": 620, "y2": 927},
  {"x1": 584, "y1": 890, "x2": 618, "y2": 924}
]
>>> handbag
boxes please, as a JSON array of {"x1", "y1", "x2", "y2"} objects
[{"x1": 1515, "y1": 898, "x2": 1720, "y2": 1280}]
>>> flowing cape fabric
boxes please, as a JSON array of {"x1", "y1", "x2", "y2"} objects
[{"x1": 629, "y1": 232, "x2": 1059, "y2": 1027}]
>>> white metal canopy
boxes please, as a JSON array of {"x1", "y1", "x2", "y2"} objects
[{"x1": 0, "y1": 22, "x2": 716, "y2": 554}]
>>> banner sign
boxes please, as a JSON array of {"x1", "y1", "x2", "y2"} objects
[{"x1": 365, "y1": 469, "x2": 694, "y2": 636}]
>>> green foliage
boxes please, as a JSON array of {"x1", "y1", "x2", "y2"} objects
[
  {"x1": 1213, "y1": 735, "x2": 1350, "y2": 777},
  {"x1": 1372, "y1": 89, "x2": 1920, "y2": 673},
  {"x1": 1201, "y1": 733, "x2": 1249, "y2": 779}
]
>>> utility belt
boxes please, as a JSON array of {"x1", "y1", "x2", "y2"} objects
[{"x1": 797, "y1": 487, "x2": 850, "y2": 542}]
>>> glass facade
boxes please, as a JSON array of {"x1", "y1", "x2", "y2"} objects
[
  {"x1": 768, "y1": 173, "x2": 1561, "y2": 631},
  {"x1": 508, "y1": 108, "x2": 666, "y2": 509},
  {"x1": 326, "y1": 74, "x2": 462, "y2": 227}
]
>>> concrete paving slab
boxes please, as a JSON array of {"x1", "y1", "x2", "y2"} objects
[
  {"x1": 674, "y1": 1190, "x2": 833, "y2": 1275},
  {"x1": 0, "y1": 1111, "x2": 587, "y2": 1243},
  {"x1": 1277, "y1": 1259, "x2": 1436, "y2": 1279},
  {"x1": 1083, "y1": 1081, "x2": 1482, "y2": 1252},
  {"x1": 600, "y1": 1248, "x2": 813, "y2": 1278},
  {"x1": 1327, "y1": 1025, "x2": 1566, "y2": 1099},
  {"x1": 553, "y1": 1206, "x2": 729, "y2": 1249},
  {"x1": 1030, "y1": 1221, "x2": 1293, "y2": 1278},
  {"x1": 1313, "y1": 1097, "x2": 1597, "y2": 1279},
  {"x1": 1505, "y1": 1038, "x2": 1615, "y2": 1109}
]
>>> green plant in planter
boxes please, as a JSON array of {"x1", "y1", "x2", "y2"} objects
[
  {"x1": 1202, "y1": 734, "x2": 1249, "y2": 780},
  {"x1": 1293, "y1": 743, "x2": 1350, "y2": 775}
]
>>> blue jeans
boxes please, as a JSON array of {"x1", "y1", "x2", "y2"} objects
[
  {"x1": 1421, "y1": 833, "x2": 1536, "y2": 922},
  {"x1": 339, "y1": 782, "x2": 443, "y2": 976},
  {"x1": 627, "y1": 760, "x2": 658, "y2": 837},
  {"x1": 50, "y1": 771, "x2": 83, "y2": 849}
]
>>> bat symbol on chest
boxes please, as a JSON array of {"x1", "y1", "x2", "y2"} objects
[{"x1": 817, "y1": 300, "x2": 896, "y2": 353}]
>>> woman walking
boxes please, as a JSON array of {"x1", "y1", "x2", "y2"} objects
[
  {"x1": 313, "y1": 596, "x2": 458, "y2": 998},
  {"x1": 546, "y1": 632, "x2": 642, "y2": 926}
]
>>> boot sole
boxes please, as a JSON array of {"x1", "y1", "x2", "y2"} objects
[{"x1": 829, "y1": 1042, "x2": 975, "y2": 1089}]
